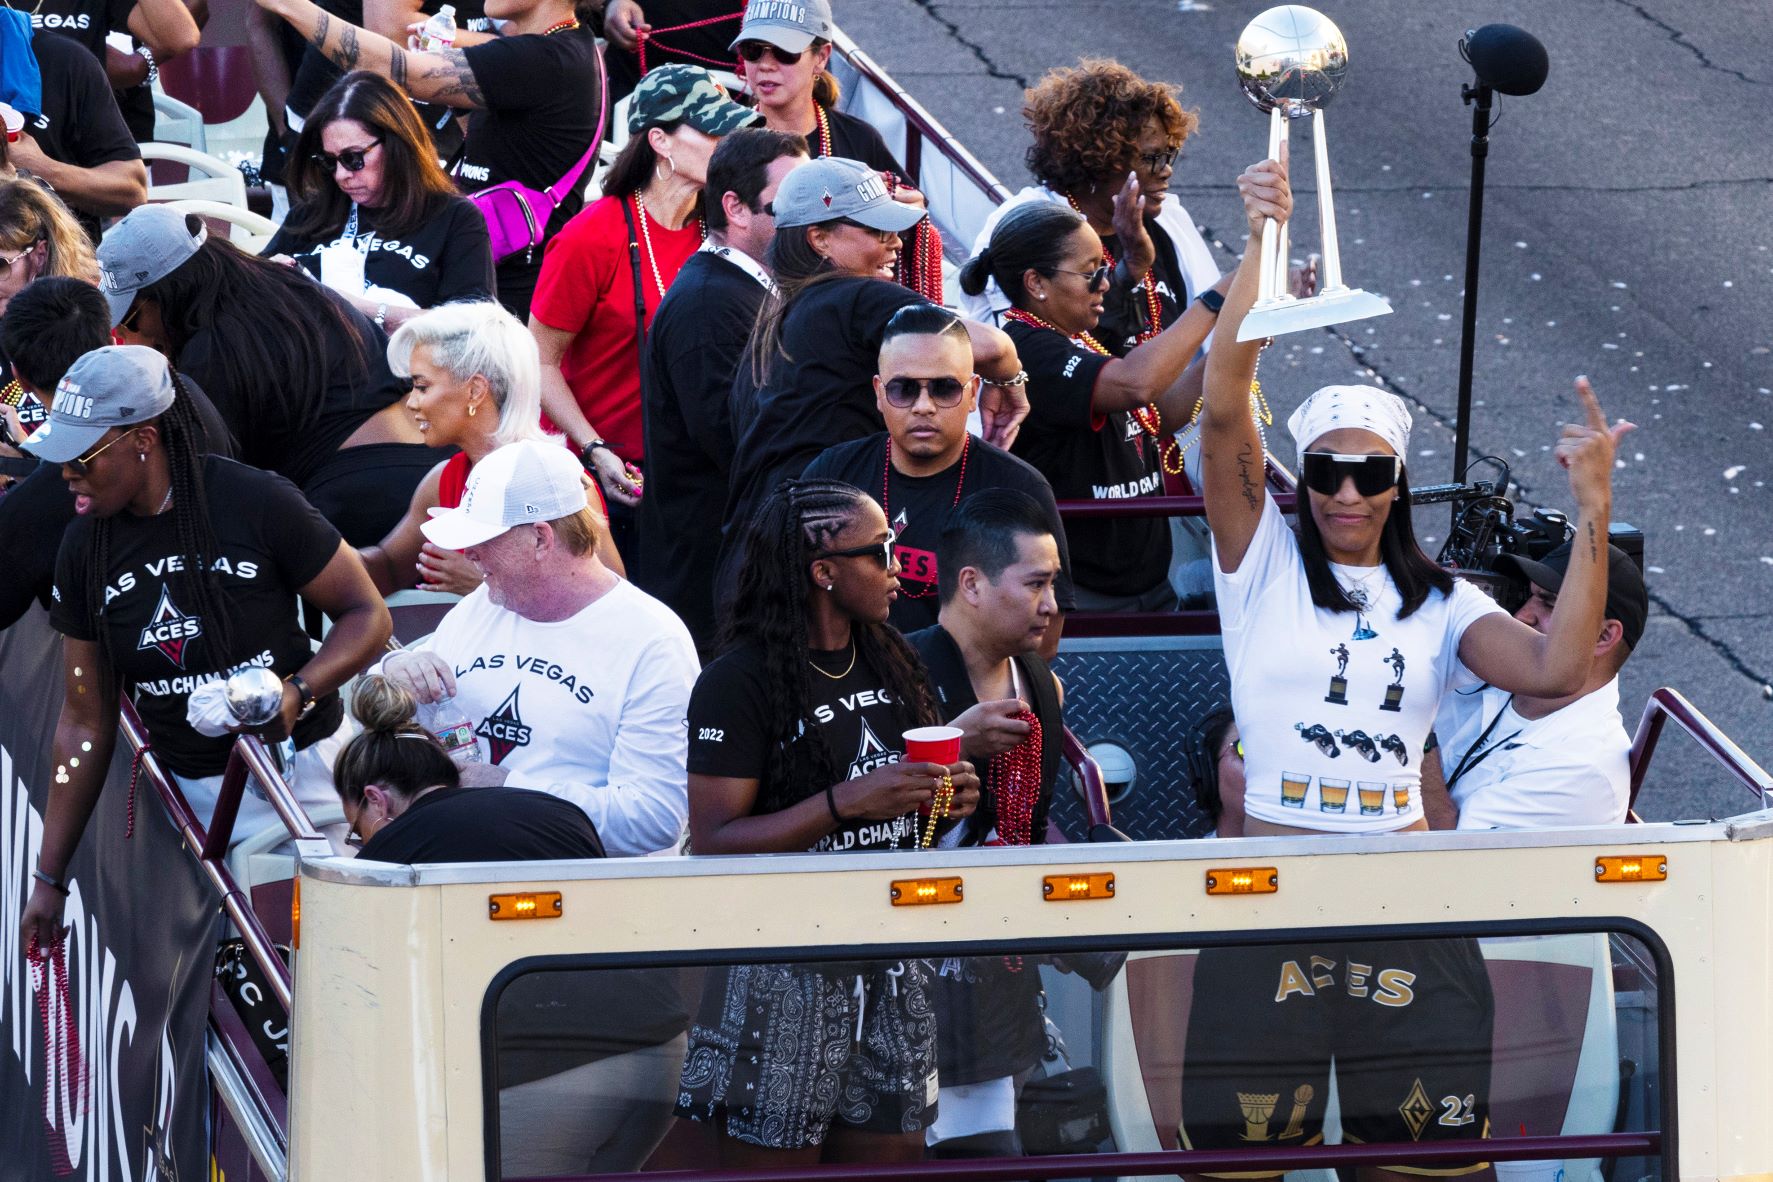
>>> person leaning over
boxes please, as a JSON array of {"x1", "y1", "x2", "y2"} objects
[
  {"x1": 718, "y1": 156, "x2": 1026, "y2": 599},
  {"x1": 264, "y1": 71, "x2": 496, "y2": 332},
  {"x1": 803, "y1": 302, "x2": 1075, "y2": 651},
  {"x1": 256, "y1": 0, "x2": 603, "y2": 318},
  {"x1": 18, "y1": 345, "x2": 391, "y2": 951},
  {"x1": 0, "y1": 277, "x2": 235, "y2": 627},
  {"x1": 531, "y1": 64, "x2": 760, "y2": 554},
  {"x1": 634, "y1": 126, "x2": 808, "y2": 653},
  {"x1": 378, "y1": 439, "x2": 699, "y2": 856},
  {"x1": 1424, "y1": 541, "x2": 1649, "y2": 831},
  {"x1": 335, "y1": 674, "x2": 691, "y2": 1177},
  {"x1": 356, "y1": 299, "x2": 620, "y2": 598}
]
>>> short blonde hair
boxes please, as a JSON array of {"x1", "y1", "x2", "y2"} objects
[{"x1": 550, "y1": 507, "x2": 601, "y2": 557}]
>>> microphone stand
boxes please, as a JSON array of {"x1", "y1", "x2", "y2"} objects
[{"x1": 1452, "y1": 78, "x2": 1492, "y2": 489}]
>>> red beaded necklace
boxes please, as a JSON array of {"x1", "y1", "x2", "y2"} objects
[
  {"x1": 1065, "y1": 193, "x2": 1164, "y2": 344},
  {"x1": 540, "y1": 17, "x2": 579, "y2": 35},
  {"x1": 1003, "y1": 306, "x2": 1179, "y2": 470},
  {"x1": 812, "y1": 102, "x2": 834, "y2": 159},
  {"x1": 986, "y1": 662, "x2": 1044, "y2": 973},
  {"x1": 881, "y1": 435, "x2": 968, "y2": 597}
]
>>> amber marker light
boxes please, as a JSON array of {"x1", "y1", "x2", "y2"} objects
[
  {"x1": 1205, "y1": 867, "x2": 1279, "y2": 896},
  {"x1": 1042, "y1": 873, "x2": 1115, "y2": 901},
  {"x1": 291, "y1": 877, "x2": 300, "y2": 950},
  {"x1": 889, "y1": 877, "x2": 963, "y2": 906},
  {"x1": 1595, "y1": 855, "x2": 1667, "y2": 883},
  {"x1": 489, "y1": 891, "x2": 564, "y2": 920}
]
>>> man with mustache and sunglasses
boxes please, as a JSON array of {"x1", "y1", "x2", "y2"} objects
[{"x1": 803, "y1": 302, "x2": 1074, "y2": 652}]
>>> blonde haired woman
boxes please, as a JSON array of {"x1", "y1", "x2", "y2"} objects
[
  {"x1": 0, "y1": 178, "x2": 98, "y2": 317},
  {"x1": 357, "y1": 300, "x2": 619, "y2": 595}
]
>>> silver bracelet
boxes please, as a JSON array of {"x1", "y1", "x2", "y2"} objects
[
  {"x1": 33, "y1": 866, "x2": 69, "y2": 896},
  {"x1": 989, "y1": 369, "x2": 1029, "y2": 389},
  {"x1": 137, "y1": 44, "x2": 158, "y2": 86},
  {"x1": 374, "y1": 303, "x2": 388, "y2": 330}
]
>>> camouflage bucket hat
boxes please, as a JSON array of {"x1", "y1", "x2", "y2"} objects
[{"x1": 629, "y1": 64, "x2": 761, "y2": 137}]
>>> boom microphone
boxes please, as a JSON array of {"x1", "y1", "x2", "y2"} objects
[{"x1": 1462, "y1": 24, "x2": 1550, "y2": 96}]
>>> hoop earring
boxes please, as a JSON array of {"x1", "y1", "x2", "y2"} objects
[{"x1": 655, "y1": 155, "x2": 677, "y2": 181}]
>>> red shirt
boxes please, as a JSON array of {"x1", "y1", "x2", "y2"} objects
[{"x1": 530, "y1": 194, "x2": 702, "y2": 463}]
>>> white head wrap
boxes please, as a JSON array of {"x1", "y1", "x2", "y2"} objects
[{"x1": 1286, "y1": 384, "x2": 1413, "y2": 465}]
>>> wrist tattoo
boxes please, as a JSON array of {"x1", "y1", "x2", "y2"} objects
[{"x1": 1586, "y1": 520, "x2": 1597, "y2": 563}]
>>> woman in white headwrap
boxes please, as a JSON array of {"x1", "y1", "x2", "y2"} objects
[{"x1": 1176, "y1": 154, "x2": 1635, "y2": 1179}]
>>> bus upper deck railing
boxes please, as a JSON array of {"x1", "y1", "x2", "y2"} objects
[{"x1": 1629, "y1": 686, "x2": 1773, "y2": 812}]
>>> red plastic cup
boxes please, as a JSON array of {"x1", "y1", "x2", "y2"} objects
[{"x1": 903, "y1": 725, "x2": 963, "y2": 767}]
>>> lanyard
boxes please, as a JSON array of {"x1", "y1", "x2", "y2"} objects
[
  {"x1": 342, "y1": 204, "x2": 375, "y2": 257},
  {"x1": 1445, "y1": 688, "x2": 1524, "y2": 790}
]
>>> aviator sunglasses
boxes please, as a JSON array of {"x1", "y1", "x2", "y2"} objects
[
  {"x1": 814, "y1": 529, "x2": 898, "y2": 570},
  {"x1": 882, "y1": 376, "x2": 970, "y2": 408},
  {"x1": 737, "y1": 40, "x2": 804, "y2": 64},
  {"x1": 67, "y1": 430, "x2": 133, "y2": 477},
  {"x1": 310, "y1": 137, "x2": 383, "y2": 173},
  {"x1": 1300, "y1": 451, "x2": 1403, "y2": 498}
]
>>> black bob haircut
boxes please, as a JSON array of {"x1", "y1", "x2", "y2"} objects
[
  {"x1": 936, "y1": 487, "x2": 1055, "y2": 604},
  {"x1": 703, "y1": 127, "x2": 809, "y2": 234},
  {"x1": 1, "y1": 276, "x2": 112, "y2": 390}
]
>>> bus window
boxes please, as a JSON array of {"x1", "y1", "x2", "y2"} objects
[{"x1": 483, "y1": 929, "x2": 1664, "y2": 1178}]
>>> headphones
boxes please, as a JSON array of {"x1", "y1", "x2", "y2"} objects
[{"x1": 1182, "y1": 707, "x2": 1237, "y2": 820}]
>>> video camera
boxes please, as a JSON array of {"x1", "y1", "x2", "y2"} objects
[{"x1": 1409, "y1": 455, "x2": 1644, "y2": 613}]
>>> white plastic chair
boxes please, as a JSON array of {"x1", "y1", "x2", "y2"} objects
[
  {"x1": 141, "y1": 143, "x2": 248, "y2": 208},
  {"x1": 151, "y1": 91, "x2": 207, "y2": 151},
  {"x1": 165, "y1": 198, "x2": 279, "y2": 254}
]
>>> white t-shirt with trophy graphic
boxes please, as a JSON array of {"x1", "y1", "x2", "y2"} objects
[{"x1": 1213, "y1": 495, "x2": 1505, "y2": 832}]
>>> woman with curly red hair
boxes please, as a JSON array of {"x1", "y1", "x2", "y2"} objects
[{"x1": 963, "y1": 59, "x2": 1228, "y2": 358}]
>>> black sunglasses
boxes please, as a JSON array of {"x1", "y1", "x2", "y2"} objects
[
  {"x1": 1052, "y1": 264, "x2": 1112, "y2": 291},
  {"x1": 1139, "y1": 146, "x2": 1180, "y2": 172},
  {"x1": 834, "y1": 218, "x2": 901, "y2": 242},
  {"x1": 310, "y1": 138, "x2": 383, "y2": 173},
  {"x1": 814, "y1": 529, "x2": 897, "y2": 570},
  {"x1": 882, "y1": 376, "x2": 970, "y2": 408},
  {"x1": 1300, "y1": 451, "x2": 1403, "y2": 498},
  {"x1": 736, "y1": 40, "x2": 803, "y2": 64}
]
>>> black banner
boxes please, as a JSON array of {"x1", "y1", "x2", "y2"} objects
[{"x1": 1, "y1": 607, "x2": 220, "y2": 1181}]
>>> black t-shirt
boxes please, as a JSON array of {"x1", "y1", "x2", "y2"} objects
[
  {"x1": 1096, "y1": 220, "x2": 1189, "y2": 356},
  {"x1": 359, "y1": 783, "x2": 606, "y2": 861},
  {"x1": 688, "y1": 641, "x2": 922, "y2": 853},
  {"x1": 22, "y1": 0, "x2": 151, "y2": 140},
  {"x1": 263, "y1": 194, "x2": 496, "y2": 311},
  {"x1": 285, "y1": 0, "x2": 491, "y2": 124},
  {"x1": 801, "y1": 432, "x2": 1078, "y2": 634},
  {"x1": 1004, "y1": 320, "x2": 1170, "y2": 597},
  {"x1": 48, "y1": 456, "x2": 345, "y2": 778},
  {"x1": 0, "y1": 374, "x2": 237, "y2": 629},
  {"x1": 634, "y1": 248, "x2": 767, "y2": 652},
  {"x1": 812, "y1": 106, "x2": 906, "y2": 182},
  {"x1": 456, "y1": 23, "x2": 604, "y2": 318},
  {"x1": 598, "y1": 0, "x2": 733, "y2": 101},
  {"x1": 357, "y1": 784, "x2": 689, "y2": 1086},
  {"x1": 175, "y1": 287, "x2": 407, "y2": 490},
  {"x1": 25, "y1": 32, "x2": 140, "y2": 241},
  {"x1": 722, "y1": 276, "x2": 925, "y2": 584}
]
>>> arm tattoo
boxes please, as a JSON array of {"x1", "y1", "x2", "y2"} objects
[
  {"x1": 1235, "y1": 441, "x2": 1261, "y2": 511},
  {"x1": 419, "y1": 47, "x2": 487, "y2": 108},
  {"x1": 389, "y1": 45, "x2": 407, "y2": 88},
  {"x1": 333, "y1": 23, "x2": 361, "y2": 70},
  {"x1": 307, "y1": 10, "x2": 331, "y2": 51},
  {"x1": 1586, "y1": 520, "x2": 1597, "y2": 563}
]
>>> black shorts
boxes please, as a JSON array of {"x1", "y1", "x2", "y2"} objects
[
  {"x1": 675, "y1": 960, "x2": 938, "y2": 1149},
  {"x1": 1179, "y1": 938, "x2": 1493, "y2": 1177}
]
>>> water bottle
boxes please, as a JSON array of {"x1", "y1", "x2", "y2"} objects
[
  {"x1": 418, "y1": 5, "x2": 456, "y2": 51},
  {"x1": 417, "y1": 697, "x2": 481, "y2": 764}
]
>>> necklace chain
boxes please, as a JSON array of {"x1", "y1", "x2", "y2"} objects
[
  {"x1": 633, "y1": 194, "x2": 703, "y2": 303},
  {"x1": 807, "y1": 643, "x2": 857, "y2": 681},
  {"x1": 880, "y1": 436, "x2": 968, "y2": 598}
]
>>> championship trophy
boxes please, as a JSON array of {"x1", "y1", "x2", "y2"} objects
[
  {"x1": 224, "y1": 666, "x2": 286, "y2": 727},
  {"x1": 1234, "y1": 5, "x2": 1392, "y2": 341}
]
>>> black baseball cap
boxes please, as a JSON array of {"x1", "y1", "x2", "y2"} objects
[{"x1": 1496, "y1": 541, "x2": 1648, "y2": 651}]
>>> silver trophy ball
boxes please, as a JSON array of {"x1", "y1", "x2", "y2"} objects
[
  {"x1": 1236, "y1": 5, "x2": 1350, "y2": 119},
  {"x1": 224, "y1": 666, "x2": 286, "y2": 727}
]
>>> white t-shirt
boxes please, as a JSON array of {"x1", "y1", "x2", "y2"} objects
[
  {"x1": 1437, "y1": 676, "x2": 1631, "y2": 830},
  {"x1": 1213, "y1": 496, "x2": 1506, "y2": 832},
  {"x1": 400, "y1": 579, "x2": 700, "y2": 855}
]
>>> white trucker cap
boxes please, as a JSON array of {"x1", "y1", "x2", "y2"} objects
[{"x1": 421, "y1": 440, "x2": 588, "y2": 551}]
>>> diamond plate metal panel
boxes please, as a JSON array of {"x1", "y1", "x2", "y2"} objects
[{"x1": 1051, "y1": 643, "x2": 1232, "y2": 842}]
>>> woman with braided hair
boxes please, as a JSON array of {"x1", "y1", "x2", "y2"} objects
[
  {"x1": 678, "y1": 477, "x2": 979, "y2": 1165},
  {"x1": 18, "y1": 346, "x2": 390, "y2": 953}
]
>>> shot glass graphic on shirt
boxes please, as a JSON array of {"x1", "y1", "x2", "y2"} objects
[
  {"x1": 1393, "y1": 784, "x2": 1411, "y2": 812},
  {"x1": 1318, "y1": 778, "x2": 1350, "y2": 813},
  {"x1": 1357, "y1": 782, "x2": 1386, "y2": 816},
  {"x1": 1280, "y1": 772, "x2": 1310, "y2": 809}
]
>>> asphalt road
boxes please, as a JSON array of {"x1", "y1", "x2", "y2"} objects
[{"x1": 840, "y1": 0, "x2": 1773, "y2": 821}]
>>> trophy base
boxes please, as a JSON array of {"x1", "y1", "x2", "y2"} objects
[{"x1": 1236, "y1": 286, "x2": 1393, "y2": 342}]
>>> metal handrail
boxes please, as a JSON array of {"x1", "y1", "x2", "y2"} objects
[
  {"x1": 1628, "y1": 686, "x2": 1773, "y2": 812},
  {"x1": 1060, "y1": 724, "x2": 1113, "y2": 833},
  {"x1": 528, "y1": 1131, "x2": 1659, "y2": 1182}
]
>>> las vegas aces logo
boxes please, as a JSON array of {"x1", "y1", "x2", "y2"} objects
[
  {"x1": 476, "y1": 686, "x2": 533, "y2": 764},
  {"x1": 137, "y1": 587, "x2": 203, "y2": 669}
]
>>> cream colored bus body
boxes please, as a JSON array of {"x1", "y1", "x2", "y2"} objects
[{"x1": 289, "y1": 815, "x2": 1773, "y2": 1181}]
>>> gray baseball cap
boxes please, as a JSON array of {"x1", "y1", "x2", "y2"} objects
[
  {"x1": 729, "y1": 0, "x2": 833, "y2": 53},
  {"x1": 21, "y1": 345, "x2": 176, "y2": 464},
  {"x1": 97, "y1": 205, "x2": 207, "y2": 326},
  {"x1": 771, "y1": 156, "x2": 923, "y2": 232}
]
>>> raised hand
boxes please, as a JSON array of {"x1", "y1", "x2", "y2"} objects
[
  {"x1": 1109, "y1": 170, "x2": 1156, "y2": 277},
  {"x1": 1555, "y1": 376, "x2": 1634, "y2": 511},
  {"x1": 1236, "y1": 143, "x2": 1292, "y2": 237}
]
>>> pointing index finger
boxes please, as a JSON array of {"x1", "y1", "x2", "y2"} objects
[{"x1": 1574, "y1": 375, "x2": 1608, "y2": 431}]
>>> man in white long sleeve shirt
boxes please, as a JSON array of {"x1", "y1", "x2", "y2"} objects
[{"x1": 380, "y1": 440, "x2": 699, "y2": 855}]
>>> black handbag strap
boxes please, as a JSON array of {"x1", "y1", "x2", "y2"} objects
[{"x1": 620, "y1": 196, "x2": 650, "y2": 372}]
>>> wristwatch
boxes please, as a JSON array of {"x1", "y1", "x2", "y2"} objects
[
  {"x1": 578, "y1": 438, "x2": 613, "y2": 467},
  {"x1": 136, "y1": 44, "x2": 158, "y2": 86},
  {"x1": 1196, "y1": 289, "x2": 1226, "y2": 316},
  {"x1": 286, "y1": 673, "x2": 317, "y2": 719}
]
